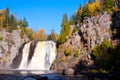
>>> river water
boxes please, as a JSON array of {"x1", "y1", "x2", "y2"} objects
[{"x1": 0, "y1": 70, "x2": 89, "y2": 80}]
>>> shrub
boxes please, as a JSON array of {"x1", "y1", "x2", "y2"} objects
[
  {"x1": 64, "y1": 48, "x2": 72, "y2": 56},
  {"x1": 0, "y1": 34, "x2": 3, "y2": 41},
  {"x1": 91, "y1": 38, "x2": 114, "y2": 70},
  {"x1": 74, "y1": 49, "x2": 79, "y2": 58},
  {"x1": 60, "y1": 56, "x2": 66, "y2": 62}
]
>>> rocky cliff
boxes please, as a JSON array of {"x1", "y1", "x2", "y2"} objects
[
  {"x1": 51, "y1": 12, "x2": 112, "y2": 72},
  {"x1": 0, "y1": 29, "x2": 28, "y2": 69}
]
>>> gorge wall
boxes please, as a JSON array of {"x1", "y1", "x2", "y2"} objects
[{"x1": 51, "y1": 12, "x2": 112, "y2": 71}]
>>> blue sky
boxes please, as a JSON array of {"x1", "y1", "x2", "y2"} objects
[{"x1": 0, "y1": 0, "x2": 87, "y2": 34}]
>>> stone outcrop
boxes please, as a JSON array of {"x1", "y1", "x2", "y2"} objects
[
  {"x1": 51, "y1": 12, "x2": 112, "y2": 72},
  {"x1": 0, "y1": 29, "x2": 28, "y2": 69},
  {"x1": 62, "y1": 68, "x2": 75, "y2": 75}
]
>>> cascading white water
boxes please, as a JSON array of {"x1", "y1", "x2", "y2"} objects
[
  {"x1": 18, "y1": 41, "x2": 56, "y2": 70},
  {"x1": 18, "y1": 42, "x2": 31, "y2": 69}
]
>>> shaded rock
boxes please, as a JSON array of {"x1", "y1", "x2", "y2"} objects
[{"x1": 62, "y1": 68, "x2": 75, "y2": 75}]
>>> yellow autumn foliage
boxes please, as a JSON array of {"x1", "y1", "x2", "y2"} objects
[
  {"x1": 25, "y1": 28, "x2": 32, "y2": 36},
  {"x1": 76, "y1": 5, "x2": 82, "y2": 15},
  {"x1": 20, "y1": 27, "x2": 25, "y2": 39},
  {"x1": 51, "y1": 31, "x2": 59, "y2": 41},
  {"x1": 0, "y1": 10, "x2": 6, "y2": 30},
  {"x1": 32, "y1": 32, "x2": 37, "y2": 40},
  {"x1": 87, "y1": 1, "x2": 101, "y2": 14}
]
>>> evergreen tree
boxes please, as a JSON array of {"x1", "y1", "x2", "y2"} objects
[
  {"x1": 22, "y1": 17, "x2": 28, "y2": 28},
  {"x1": 58, "y1": 14, "x2": 70, "y2": 44},
  {"x1": 70, "y1": 14, "x2": 77, "y2": 25},
  {"x1": 76, "y1": 5, "x2": 82, "y2": 24},
  {"x1": 81, "y1": 5, "x2": 90, "y2": 20},
  {"x1": 2, "y1": 8, "x2": 10, "y2": 28},
  {"x1": 103, "y1": 0, "x2": 115, "y2": 13},
  {"x1": 17, "y1": 18, "x2": 28, "y2": 28},
  {"x1": 9, "y1": 14, "x2": 17, "y2": 31},
  {"x1": 17, "y1": 19, "x2": 23, "y2": 27}
]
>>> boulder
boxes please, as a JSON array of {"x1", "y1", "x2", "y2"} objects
[{"x1": 62, "y1": 68, "x2": 75, "y2": 75}]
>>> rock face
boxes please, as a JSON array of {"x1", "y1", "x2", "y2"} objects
[
  {"x1": 51, "y1": 12, "x2": 111, "y2": 72},
  {"x1": 0, "y1": 30, "x2": 27, "y2": 69}
]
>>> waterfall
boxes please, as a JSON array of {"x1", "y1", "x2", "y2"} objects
[
  {"x1": 18, "y1": 42, "x2": 31, "y2": 69},
  {"x1": 17, "y1": 41, "x2": 56, "y2": 70}
]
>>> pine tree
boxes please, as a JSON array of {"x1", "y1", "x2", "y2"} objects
[
  {"x1": 58, "y1": 14, "x2": 70, "y2": 44},
  {"x1": 9, "y1": 14, "x2": 17, "y2": 31},
  {"x1": 70, "y1": 14, "x2": 77, "y2": 25},
  {"x1": 17, "y1": 18, "x2": 28, "y2": 28},
  {"x1": 103, "y1": 0, "x2": 114, "y2": 13},
  {"x1": 22, "y1": 17, "x2": 28, "y2": 28},
  {"x1": 2, "y1": 8, "x2": 10, "y2": 28}
]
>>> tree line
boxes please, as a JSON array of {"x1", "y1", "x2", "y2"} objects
[
  {"x1": 0, "y1": 8, "x2": 28, "y2": 31},
  {"x1": 0, "y1": 8, "x2": 59, "y2": 41}
]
